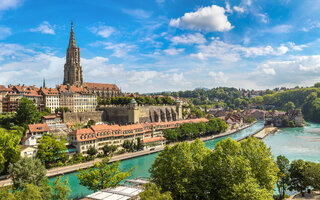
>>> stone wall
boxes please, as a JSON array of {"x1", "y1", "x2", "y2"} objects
[
  {"x1": 102, "y1": 106, "x2": 130, "y2": 124},
  {"x1": 63, "y1": 111, "x2": 104, "y2": 124}
]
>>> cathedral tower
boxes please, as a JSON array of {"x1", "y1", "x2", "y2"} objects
[{"x1": 63, "y1": 21, "x2": 83, "y2": 86}]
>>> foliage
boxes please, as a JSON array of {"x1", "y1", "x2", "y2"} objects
[
  {"x1": 37, "y1": 135, "x2": 68, "y2": 168},
  {"x1": 136, "y1": 137, "x2": 143, "y2": 150},
  {"x1": 86, "y1": 147, "x2": 98, "y2": 157},
  {"x1": 150, "y1": 137, "x2": 278, "y2": 200},
  {"x1": 150, "y1": 139, "x2": 211, "y2": 199},
  {"x1": 276, "y1": 155, "x2": 290, "y2": 200},
  {"x1": 284, "y1": 101, "x2": 295, "y2": 112},
  {"x1": 288, "y1": 159, "x2": 308, "y2": 194},
  {"x1": 139, "y1": 183, "x2": 173, "y2": 200},
  {"x1": 77, "y1": 157, "x2": 133, "y2": 192},
  {"x1": 0, "y1": 129, "x2": 21, "y2": 174},
  {"x1": 8, "y1": 157, "x2": 51, "y2": 199},
  {"x1": 71, "y1": 153, "x2": 84, "y2": 163},
  {"x1": 163, "y1": 118, "x2": 228, "y2": 143},
  {"x1": 245, "y1": 115, "x2": 256, "y2": 123},
  {"x1": 122, "y1": 140, "x2": 135, "y2": 152},
  {"x1": 85, "y1": 119, "x2": 95, "y2": 128},
  {"x1": 15, "y1": 97, "x2": 41, "y2": 127},
  {"x1": 8, "y1": 157, "x2": 48, "y2": 190},
  {"x1": 54, "y1": 107, "x2": 70, "y2": 114},
  {"x1": 51, "y1": 176, "x2": 71, "y2": 200},
  {"x1": 102, "y1": 144, "x2": 118, "y2": 156},
  {"x1": 40, "y1": 107, "x2": 52, "y2": 118}
]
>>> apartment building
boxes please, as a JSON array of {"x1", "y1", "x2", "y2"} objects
[{"x1": 68, "y1": 118, "x2": 209, "y2": 154}]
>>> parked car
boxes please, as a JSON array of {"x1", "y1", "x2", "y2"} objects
[{"x1": 150, "y1": 148, "x2": 155, "y2": 151}]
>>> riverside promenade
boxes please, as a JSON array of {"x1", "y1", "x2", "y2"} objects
[{"x1": 0, "y1": 121, "x2": 257, "y2": 187}]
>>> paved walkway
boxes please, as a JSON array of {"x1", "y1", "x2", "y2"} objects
[
  {"x1": 254, "y1": 127, "x2": 277, "y2": 139},
  {"x1": 0, "y1": 122, "x2": 257, "y2": 187},
  {"x1": 286, "y1": 191, "x2": 320, "y2": 200}
]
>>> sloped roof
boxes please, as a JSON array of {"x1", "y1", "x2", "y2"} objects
[
  {"x1": 84, "y1": 82, "x2": 119, "y2": 91},
  {"x1": 28, "y1": 123, "x2": 50, "y2": 133}
]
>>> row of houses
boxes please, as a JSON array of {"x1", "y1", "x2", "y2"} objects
[
  {"x1": 20, "y1": 118, "x2": 209, "y2": 157},
  {"x1": 0, "y1": 84, "x2": 99, "y2": 113}
]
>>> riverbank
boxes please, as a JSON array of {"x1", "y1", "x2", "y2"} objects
[
  {"x1": 0, "y1": 121, "x2": 258, "y2": 187},
  {"x1": 253, "y1": 127, "x2": 278, "y2": 139}
]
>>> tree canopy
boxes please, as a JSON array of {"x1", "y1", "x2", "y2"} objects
[
  {"x1": 77, "y1": 158, "x2": 133, "y2": 192},
  {"x1": 15, "y1": 97, "x2": 40, "y2": 127},
  {"x1": 0, "y1": 129, "x2": 20, "y2": 174}
]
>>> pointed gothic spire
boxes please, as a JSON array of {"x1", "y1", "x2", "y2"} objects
[
  {"x1": 43, "y1": 78, "x2": 46, "y2": 88},
  {"x1": 68, "y1": 21, "x2": 77, "y2": 48}
]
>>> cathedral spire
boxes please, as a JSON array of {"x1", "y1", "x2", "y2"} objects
[{"x1": 68, "y1": 21, "x2": 77, "y2": 48}]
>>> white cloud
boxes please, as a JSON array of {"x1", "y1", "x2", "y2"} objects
[
  {"x1": 29, "y1": 21, "x2": 55, "y2": 34},
  {"x1": 100, "y1": 42, "x2": 137, "y2": 58},
  {"x1": 169, "y1": 5, "x2": 233, "y2": 32},
  {"x1": 89, "y1": 25, "x2": 115, "y2": 38},
  {"x1": 233, "y1": 6, "x2": 245, "y2": 13},
  {"x1": 258, "y1": 13, "x2": 268, "y2": 23},
  {"x1": 0, "y1": 27, "x2": 11, "y2": 39},
  {"x1": 225, "y1": 2, "x2": 233, "y2": 13},
  {"x1": 190, "y1": 38, "x2": 301, "y2": 62},
  {"x1": 122, "y1": 9, "x2": 152, "y2": 19},
  {"x1": 170, "y1": 33, "x2": 206, "y2": 45},
  {"x1": 163, "y1": 48, "x2": 184, "y2": 55},
  {"x1": 265, "y1": 24, "x2": 293, "y2": 33},
  {"x1": 0, "y1": 0, "x2": 22, "y2": 10},
  {"x1": 208, "y1": 71, "x2": 228, "y2": 83}
]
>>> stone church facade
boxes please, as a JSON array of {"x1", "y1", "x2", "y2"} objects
[{"x1": 63, "y1": 22, "x2": 121, "y2": 98}]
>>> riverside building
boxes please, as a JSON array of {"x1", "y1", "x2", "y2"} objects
[{"x1": 68, "y1": 118, "x2": 209, "y2": 154}]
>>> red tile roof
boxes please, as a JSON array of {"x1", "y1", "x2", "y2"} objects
[
  {"x1": 28, "y1": 123, "x2": 50, "y2": 133},
  {"x1": 142, "y1": 136, "x2": 166, "y2": 144},
  {"x1": 84, "y1": 82, "x2": 119, "y2": 91},
  {"x1": 0, "y1": 85, "x2": 9, "y2": 92}
]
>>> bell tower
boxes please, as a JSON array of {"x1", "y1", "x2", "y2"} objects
[{"x1": 63, "y1": 21, "x2": 83, "y2": 86}]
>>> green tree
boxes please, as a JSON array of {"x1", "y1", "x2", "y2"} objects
[
  {"x1": 40, "y1": 107, "x2": 52, "y2": 118},
  {"x1": 139, "y1": 183, "x2": 173, "y2": 200},
  {"x1": 122, "y1": 140, "x2": 135, "y2": 152},
  {"x1": 77, "y1": 158, "x2": 133, "y2": 192},
  {"x1": 203, "y1": 138, "x2": 274, "y2": 200},
  {"x1": 14, "y1": 184, "x2": 45, "y2": 200},
  {"x1": 86, "y1": 147, "x2": 98, "y2": 157},
  {"x1": 289, "y1": 160, "x2": 308, "y2": 195},
  {"x1": 8, "y1": 157, "x2": 51, "y2": 199},
  {"x1": 150, "y1": 139, "x2": 211, "y2": 200},
  {"x1": 163, "y1": 129, "x2": 178, "y2": 143},
  {"x1": 102, "y1": 144, "x2": 117, "y2": 156},
  {"x1": 276, "y1": 155, "x2": 290, "y2": 200},
  {"x1": 314, "y1": 82, "x2": 320, "y2": 87},
  {"x1": 71, "y1": 153, "x2": 84, "y2": 163},
  {"x1": 136, "y1": 138, "x2": 143, "y2": 150},
  {"x1": 86, "y1": 119, "x2": 96, "y2": 128},
  {"x1": 51, "y1": 176, "x2": 71, "y2": 200},
  {"x1": 0, "y1": 129, "x2": 20, "y2": 174},
  {"x1": 15, "y1": 97, "x2": 40, "y2": 127},
  {"x1": 284, "y1": 101, "x2": 295, "y2": 112},
  {"x1": 37, "y1": 135, "x2": 68, "y2": 168}
]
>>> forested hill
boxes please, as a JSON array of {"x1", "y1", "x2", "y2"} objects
[{"x1": 261, "y1": 86, "x2": 320, "y2": 122}]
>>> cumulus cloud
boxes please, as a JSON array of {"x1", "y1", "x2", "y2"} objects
[
  {"x1": 93, "y1": 42, "x2": 137, "y2": 58},
  {"x1": 208, "y1": 71, "x2": 228, "y2": 83},
  {"x1": 170, "y1": 33, "x2": 206, "y2": 45},
  {"x1": 122, "y1": 9, "x2": 152, "y2": 19},
  {"x1": 29, "y1": 21, "x2": 55, "y2": 34},
  {"x1": 169, "y1": 5, "x2": 233, "y2": 32},
  {"x1": 163, "y1": 48, "x2": 184, "y2": 55},
  {"x1": 233, "y1": 6, "x2": 245, "y2": 13},
  {"x1": 89, "y1": 25, "x2": 115, "y2": 38},
  {"x1": 0, "y1": 0, "x2": 22, "y2": 10},
  {"x1": 0, "y1": 27, "x2": 11, "y2": 39},
  {"x1": 190, "y1": 38, "x2": 303, "y2": 62}
]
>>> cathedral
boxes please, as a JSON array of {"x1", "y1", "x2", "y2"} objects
[{"x1": 63, "y1": 22, "x2": 122, "y2": 98}]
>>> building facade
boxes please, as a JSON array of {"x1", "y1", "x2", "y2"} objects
[
  {"x1": 63, "y1": 22, "x2": 83, "y2": 86},
  {"x1": 68, "y1": 118, "x2": 208, "y2": 154}
]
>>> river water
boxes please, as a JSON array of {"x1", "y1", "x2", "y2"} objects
[{"x1": 49, "y1": 121, "x2": 320, "y2": 199}]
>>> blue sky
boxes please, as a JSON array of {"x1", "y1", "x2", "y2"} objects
[{"x1": 1, "y1": 0, "x2": 320, "y2": 92}]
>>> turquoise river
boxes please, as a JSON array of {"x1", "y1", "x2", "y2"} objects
[{"x1": 49, "y1": 121, "x2": 320, "y2": 199}]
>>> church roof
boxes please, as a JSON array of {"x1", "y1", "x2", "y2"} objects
[{"x1": 83, "y1": 82, "x2": 120, "y2": 91}]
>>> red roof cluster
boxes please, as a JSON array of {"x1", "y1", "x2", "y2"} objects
[
  {"x1": 28, "y1": 123, "x2": 50, "y2": 133},
  {"x1": 70, "y1": 118, "x2": 209, "y2": 142}
]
